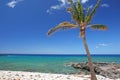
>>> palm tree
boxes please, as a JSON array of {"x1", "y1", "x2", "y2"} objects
[{"x1": 47, "y1": 0, "x2": 108, "y2": 80}]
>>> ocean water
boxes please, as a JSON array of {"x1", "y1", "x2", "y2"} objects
[{"x1": 0, "y1": 54, "x2": 120, "y2": 74}]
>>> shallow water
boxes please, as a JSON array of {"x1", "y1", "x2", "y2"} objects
[{"x1": 0, "y1": 54, "x2": 120, "y2": 74}]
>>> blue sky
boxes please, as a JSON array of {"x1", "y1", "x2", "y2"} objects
[{"x1": 0, "y1": 0, "x2": 120, "y2": 54}]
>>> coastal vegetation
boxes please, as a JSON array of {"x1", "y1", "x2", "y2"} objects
[{"x1": 47, "y1": 0, "x2": 108, "y2": 80}]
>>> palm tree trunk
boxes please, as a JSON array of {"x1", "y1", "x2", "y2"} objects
[{"x1": 82, "y1": 36, "x2": 97, "y2": 80}]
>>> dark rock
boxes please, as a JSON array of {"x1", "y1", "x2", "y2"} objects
[{"x1": 70, "y1": 62, "x2": 120, "y2": 79}]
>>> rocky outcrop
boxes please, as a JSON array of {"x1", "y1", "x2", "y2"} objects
[{"x1": 71, "y1": 62, "x2": 120, "y2": 79}]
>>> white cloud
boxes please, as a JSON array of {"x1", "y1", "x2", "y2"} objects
[
  {"x1": 89, "y1": 4, "x2": 93, "y2": 9},
  {"x1": 98, "y1": 43, "x2": 108, "y2": 46},
  {"x1": 96, "y1": 43, "x2": 111, "y2": 48},
  {"x1": 60, "y1": 0, "x2": 66, "y2": 5},
  {"x1": 96, "y1": 46, "x2": 99, "y2": 48},
  {"x1": 7, "y1": 0, "x2": 24, "y2": 8},
  {"x1": 47, "y1": 0, "x2": 89, "y2": 14},
  {"x1": 46, "y1": 10, "x2": 52, "y2": 14},
  {"x1": 47, "y1": 0, "x2": 67, "y2": 14},
  {"x1": 101, "y1": 4, "x2": 109, "y2": 8},
  {"x1": 81, "y1": 0, "x2": 89, "y2": 4}
]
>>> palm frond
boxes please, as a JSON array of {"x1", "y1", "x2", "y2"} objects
[
  {"x1": 91, "y1": 0, "x2": 101, "y2": 16},
  {"x1": 47, "y1": 22, "x2": 77, "y2": 36},
  {"x1": 86, "y1": 0, "x2": 101, "y2": 24},
  {"x1": 85, "y1": 6, "x2": 91, "y2": 23},
  {"x1": 67, "y1": 0, "x2": 78, "y2": 15},
  {"x1": 90, "y1": 24, "x2": 108, "y2": 30},
  {"x1": 68, "y1": 0, "x2": 72, "y2": 3},
  {"x1": 67, "y1": 7, "x2": 72, "y2": 13},
  {"x1": 76, "y1": 0, "x2": 83, "y2": 23},
  {"x1": 67, "y1": 0, "x2": 80, "y2": 22}
]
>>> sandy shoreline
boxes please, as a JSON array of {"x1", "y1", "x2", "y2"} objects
[{"x1": 0, "y1": 70, "x2": 120, "y2": 80}]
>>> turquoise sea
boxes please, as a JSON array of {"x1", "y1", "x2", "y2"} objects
[{"x1": 0, "y1": 54, "x2": 120, "y2": 74}]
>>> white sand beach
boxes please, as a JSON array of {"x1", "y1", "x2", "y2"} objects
[{"x1": 0, "y1": 70, "x2": 119, "y2": 80}]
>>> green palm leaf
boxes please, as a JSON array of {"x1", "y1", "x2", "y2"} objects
[
  {"x1": 67, "y1": 0, "x2": 80, "y2": 22},
  {"x1": 90, "y1": 24, "x2": 108, "y2": 30},
  {"x1": 86, "y1": 0, "x2": 101, "y2": 24},
  {"x1": 76, "y1": 0, "x2": 83, "y2": 23},
  {"x1": 47, "y1": 22, "x2": 77, "y2": 36},
  {"x1": 85, "y1": 6, "x2": 91, "y2": 23}
]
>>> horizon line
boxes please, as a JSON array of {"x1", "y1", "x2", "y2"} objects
[{"x1": 0, "y1": 53, "x2": 120, "y2": 56}]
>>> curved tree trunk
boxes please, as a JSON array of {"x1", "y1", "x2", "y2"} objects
[{"x1": 82, "y1": 36, "x2": 97, "y2": 80}]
